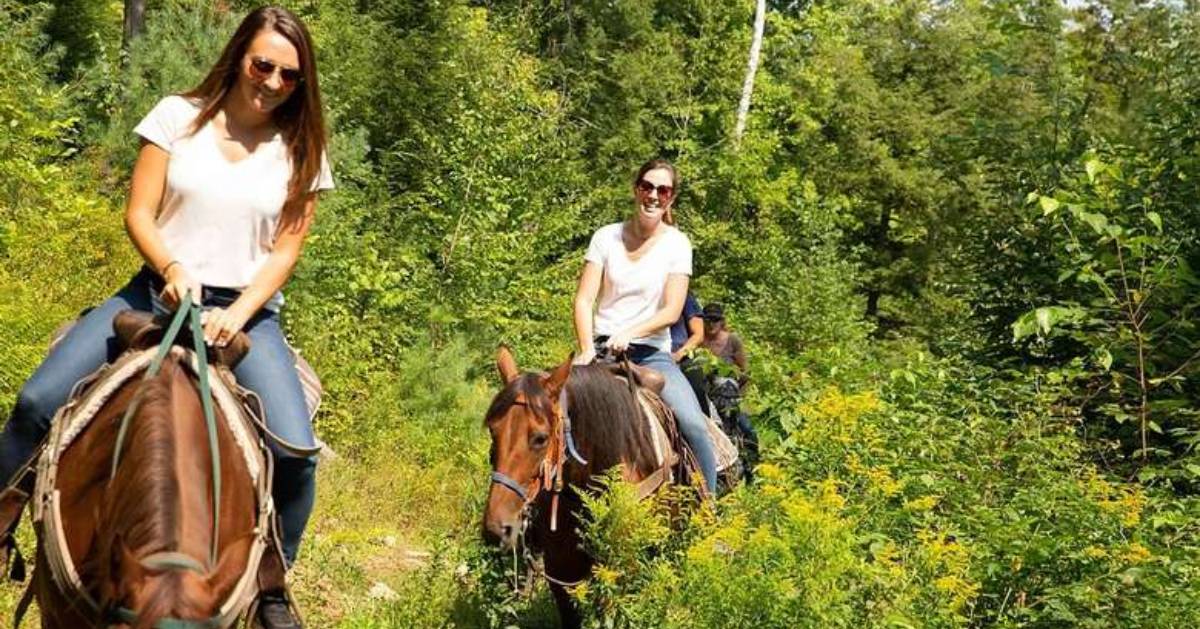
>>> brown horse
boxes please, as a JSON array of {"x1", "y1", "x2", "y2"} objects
[
  {"x1": 27, "y1": 313, "x2": 260, "y2": 628},
  {"x1": 483, "y1": 347, "x2": 679, "y2": 628}
]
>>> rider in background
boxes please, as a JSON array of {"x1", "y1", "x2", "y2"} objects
[
  {"x1": 701, "y1": 303, "x2": 759, "y2": 463},
  {"x1": 671, "y1": 292, "x2": 712, "y2": 417},
  {"x1": 0, "y1": 7, "x2": 331, "y2": 626},
  {"x1": 573, "y1": 158, "x2": 720, "y2": 495}
]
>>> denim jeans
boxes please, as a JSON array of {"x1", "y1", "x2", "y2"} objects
[
  {"x1": 609, "y1": 342, "x2": 719, "y2": 493},
  {"x1": 1, "y1": 268, "x2": 316, "y2": 563}
]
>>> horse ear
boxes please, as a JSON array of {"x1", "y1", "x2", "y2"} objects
[
  {"x1": 541, "y1": 353, "x2": 574, "y2": 399},
  {"x1": 496, "y1": 345, "x2": 520, "y2": 384}
]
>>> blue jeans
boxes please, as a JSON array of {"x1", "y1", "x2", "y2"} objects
[
  {"x1": 621, "y1": 344, "x2": 719, "y2": 494},
  {"x1": 1, "y1": 268, "x2": 316, "y2": 563}
]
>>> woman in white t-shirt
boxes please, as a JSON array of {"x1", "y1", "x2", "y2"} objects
[
  {"x1": 0, "y1": 7, "x2": 329, "y2": 625},
  {"x1": 573, "y1": 159, "x2": 719, "y2": 494}
]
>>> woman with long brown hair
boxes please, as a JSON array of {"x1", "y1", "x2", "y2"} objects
[
  {"x1": 572, "y1": 158, "x2": 719, "y2": 494},
  {"x1": 0, "y1": 7, "x2": 331, "y2": 626}
]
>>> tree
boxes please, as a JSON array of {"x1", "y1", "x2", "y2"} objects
[
  {"x1": 123, "y1": 0, "x2": 145, "y2": 45},
  {"x1": 733, "y1": 0, "x2": 766, "y2": 145}
]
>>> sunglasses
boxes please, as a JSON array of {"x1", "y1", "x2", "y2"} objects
[
  {"x1": 636, "y1": 180, "x2": 675, "y2": 201},
  {"x1": 247, "y1": 56, "x2": 304, "y2": 88}
]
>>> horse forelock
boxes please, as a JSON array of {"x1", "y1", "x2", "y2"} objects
[
  {"x1": 485, "y1": 373, "x2": 555, "y2": 427},
  {"x1": 128, "y1": 570, "x2": 216, "y2": 629}
]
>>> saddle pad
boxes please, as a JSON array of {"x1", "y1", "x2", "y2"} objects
[
  {"x1": 632, "y1": 386, "x2": 738, "y2": 473},
  {"x1": 705, "y1": 411, "x2": 740, "y2": 473},
  {"x1": 49, "y1": 346, "x2": 263, "y2": 481},
  {"x1": 636, "y1": 390, "x2": 677, "y2": 468},
  {"x1": 50, "y1": 316, "x2": 323, "y2": 424}
]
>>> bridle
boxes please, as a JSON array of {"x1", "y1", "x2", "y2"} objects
[{"x1": 489, "y1": 387, "x2": 588, "y2": 533}]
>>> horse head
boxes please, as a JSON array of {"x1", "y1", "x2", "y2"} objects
[
  {"x1": 482, "y1": 346, "x2": 571, "y2": 549},
  {"x1": 103, "y1": 534, "x2": 250, "y2": 629}
]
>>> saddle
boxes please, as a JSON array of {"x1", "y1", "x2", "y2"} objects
[{"x1": 596, "y1": 355, "x2": 738, "y2": 494}]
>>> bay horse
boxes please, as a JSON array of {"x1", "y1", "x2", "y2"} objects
[
  {"x1": 22, "y1": 307, "x2": 261, "y2": 628},
  {"x1": 483, "y1": 346, "x2": 687, "y2": 628}
]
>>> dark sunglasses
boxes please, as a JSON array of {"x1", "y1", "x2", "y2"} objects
[
  {"x1": 636, "y1": 180, "x2": 675, "y2": 200},
  {"x1": 248, "y1": 57, "x2": 304, "y2": 88}
]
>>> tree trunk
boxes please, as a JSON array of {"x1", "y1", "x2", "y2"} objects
[
  {"x1": 733, "y1": 0, "x2": 767, "y2": 145},
  {"x1": 123, "y1": 0, "x2": 146, "y2": 46}
]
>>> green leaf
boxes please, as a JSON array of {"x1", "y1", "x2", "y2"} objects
[
  {"x1": 1096, "y1": 349, "x2": 1113, "y2": 371},
  {"x1": 1036, "y1": 307, "x2": 1053, "y2": 334},
  {"x1": 1146, "y1": 211, "x2": 1162, "y2": 232},
  {"x1": 1039, "y1": 195, "x2": 1060, "y2": 215},
  {"x1": 1085, "y1": 159, "x2": 1103, "y2": 183},
  {"x1": 1080, "y1": 211, "x2": 1108, "y2": 235}
]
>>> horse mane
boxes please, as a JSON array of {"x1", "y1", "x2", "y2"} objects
[
  {"x1": 565, "y1": 366, "x2": 659, "y2": 476},
  {"x1": 94, "y1": 358, "x2": 214, "y2": 627},
  {"x1": 486, "y1": 365, "x2": 660, "y2": 479}
]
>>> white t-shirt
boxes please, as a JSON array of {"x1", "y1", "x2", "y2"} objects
[
  {"x1": 584, "y1": 222, "x2": 693, "y2": 352},
  {"x1": 134, "y1": 95, "x2": 334, "y2": 311}
]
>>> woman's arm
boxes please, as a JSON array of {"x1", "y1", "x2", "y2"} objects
[
  {"x1": 203, "y1": 194, "x2": 317, "y2": 346},
  {"x1": 573, "y1": 261, "x2": 602, "y2": 364},
  {"x1": 672, "y1": 315, "x2": 705, "y2": 362},
  {"x1": 608, "y1": 273, "x2": 689, "y2": 351},
  {"x1": 125, "y1": 141, "x2": 202, "y2": 306}
]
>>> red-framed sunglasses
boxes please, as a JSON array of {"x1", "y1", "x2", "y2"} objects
[
  {"x1": 247, "y1": 56, "x2": 304, "y2": 89},
  {"x1": 636, "y1": 179, "x2": 675, "y2": 201}
]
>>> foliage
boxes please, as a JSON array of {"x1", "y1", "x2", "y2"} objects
[
  {"x1": 1016, "y1": 153, "x2": 1200, "y2": 490},
  {"x1": 2, "y1": 0, "x2": 1200, "y2": 627}
]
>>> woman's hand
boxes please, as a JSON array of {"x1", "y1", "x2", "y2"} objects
[
  {"x1": 201, "y1": 305, "x2": 252, "y2": 348},
  {"x1": 161, "y1": 264, "x2": 202, "y2": 309},
  {"x1": 606, "y1": 330, "x2": 635, "y2": 353},
  {"x1": 573, "y1": 346, "x2": 597, "y2": 366}
]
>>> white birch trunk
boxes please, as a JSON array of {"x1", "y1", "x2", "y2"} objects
[{"x1": 734, "y1": 0, "x2": 767, "y2": 145}]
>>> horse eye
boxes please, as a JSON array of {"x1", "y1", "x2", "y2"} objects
[{"x1": 530, "y1": 432, "x2": 549, "y2": 450}]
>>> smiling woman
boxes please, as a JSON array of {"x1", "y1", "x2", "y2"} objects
[
  {"x1": 572, "y1": 158, "x2": 720, "y2": 494},
  {"x1": 0, "y1": 5, "x2": 332, "y2": 628}
]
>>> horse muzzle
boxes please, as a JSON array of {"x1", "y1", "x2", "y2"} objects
[{"x1": 483, "y1": 471, "x2": 534, "y2": 549}]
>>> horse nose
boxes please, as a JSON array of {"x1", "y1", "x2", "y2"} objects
[{"x1": 483, "y1": 517, "x2": 519, "y2": 549}]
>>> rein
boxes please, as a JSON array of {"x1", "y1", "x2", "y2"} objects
[{"x1": 108, "y1": 294, "x2": 225, "y2": 628}]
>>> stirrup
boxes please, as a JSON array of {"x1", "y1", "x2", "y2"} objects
[
  {"x1": 255, "y1": 511, "x2": 305, "y2": 628},
  {"x1": 0, "y1": 445, "x2": 44, "y2": 583}
]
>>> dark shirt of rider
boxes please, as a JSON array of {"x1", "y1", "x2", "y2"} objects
[{"x1": 670, "y1": 293, "x2": 703, "y2": 354}]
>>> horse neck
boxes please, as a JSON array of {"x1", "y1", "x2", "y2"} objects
[
  {"x1": 564, "y1": 370, "x2": 659, "y2": 484},
  {"x1": 104, "y1": 359, "x2": 215, "y2": 583}
]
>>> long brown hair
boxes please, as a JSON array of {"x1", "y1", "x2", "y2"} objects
[
  {"x1": 183, "y1": 6, "x2": 327, "y2": 225},
  {"x1": 633, "y1": 158, "x2": 679, "y2": 225}
]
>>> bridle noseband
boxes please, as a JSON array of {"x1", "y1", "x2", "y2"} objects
[{"x1": 489, "y1": 388, "x2": 587, "y2": 527}]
